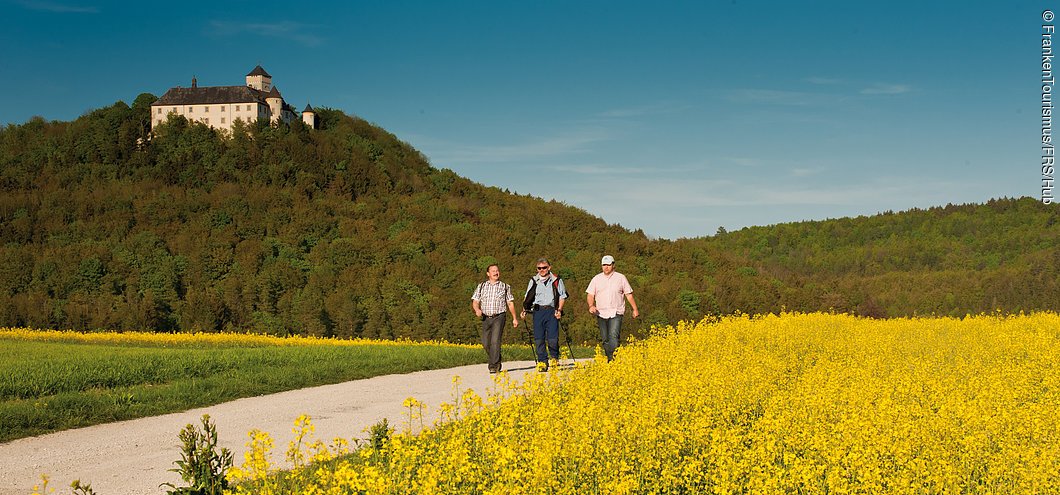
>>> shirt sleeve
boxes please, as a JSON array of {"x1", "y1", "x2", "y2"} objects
[
  {"x1": 505, "y1": 283, "x2": 514, "y2": 302},
  {"x1": 621, "y1": 274, "x2": 633, "y2": 294},
  {"x1": 557, "y1": 278, "x2": 568, "y2": 299},
  {"x1": 471, "y1": 283, "x2": 482, "y2": 301},
  {"x1": 585, "y1": 275, "x2": 597, "y2": 295}
]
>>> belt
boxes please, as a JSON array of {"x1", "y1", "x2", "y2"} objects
[{"x1": 485, "y1": 313, "x2": 504, "y2": 318}]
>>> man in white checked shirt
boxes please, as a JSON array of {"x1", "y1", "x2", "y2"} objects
[{"x1": 472, "y1": 264, "x2": 520, "y2": 373}]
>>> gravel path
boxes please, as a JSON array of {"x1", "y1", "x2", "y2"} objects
[{"x1": 0, "y1": 359, "x2": 558, "y2": 495}]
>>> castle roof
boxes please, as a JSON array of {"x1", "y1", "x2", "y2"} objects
[
  {"x1": 152, "y1": 85, "x2": 269, "y2": 106},
  {"x1": 303, "y1": 103, "x2": 314, "y2": 113},
  {"x1": 266, "y1": 86, "x2": 283, "y2": 99},
  {"x1": 247, "y1": 65, "x2": 271, "y2": 77}
]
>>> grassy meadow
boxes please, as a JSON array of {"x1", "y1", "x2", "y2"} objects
[
  {"x1": 0, "y1": 329, "x2": 497, "y2": 442},
  {"x1": 239, "y1": 312, "x2": 1060, "y2": 494}
]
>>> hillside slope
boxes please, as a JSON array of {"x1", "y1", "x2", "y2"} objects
[
  {"x1": 0, "y1": 97, "x2": 1056, "y2": 343},
  {"x1": 704, "y1": 199, "x2": 1059, "y2": 316}
]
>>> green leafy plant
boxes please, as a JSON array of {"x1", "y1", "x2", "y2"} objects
[
  {"x1": 368, "y1": 417, "x2": 392, "y2": 451},
  {"x1": 161, "y1": 414, "x2": 232, "y2": 495},
  {"x1": 70, "y1": 479, "x2": 98, "y2": 495}
]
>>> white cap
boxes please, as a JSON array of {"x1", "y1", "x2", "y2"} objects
[{"x1": 601, "y1": 255, "x2": 615, "y2": 265}]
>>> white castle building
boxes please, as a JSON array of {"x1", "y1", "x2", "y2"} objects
[{"x1": 151, "y1": 65, "x2": 316, "y2": 132}]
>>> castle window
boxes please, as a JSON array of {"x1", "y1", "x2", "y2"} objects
[
  {"x1": 157, "y1": 108, "x2": 162, "y2": 114},
  {"x1": 204, "y1": 106, "x2": 209, "y2": 112},
  {"x1": 221, "y1": 118, "x2": 226, "y2": 124},
  {"x1": 205, "y1": 118, "x2": 210, "y2": 124},
  {"x1": 189, "y1": 107, "x2": 193, "y2": 113},
  {"x1": 220, "y1": 106, "x2": 225, "y2": 112}
]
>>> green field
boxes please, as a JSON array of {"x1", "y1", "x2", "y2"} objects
[
  {"x1": 0, "y1": 332, "x2": 596, "y2": 443},
  {"x1": 0, "y1": 337, "x2": 497, "y2": 442}
]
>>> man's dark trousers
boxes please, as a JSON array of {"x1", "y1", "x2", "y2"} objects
[
  {"x1": 481, "y1": 313, "x2": 505, "y2": 372},
  {"x1": 532, "y1": 308, "x2": 560, "y2": 363}
]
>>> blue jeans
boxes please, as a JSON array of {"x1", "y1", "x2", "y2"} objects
[
  {"x1": 532, "y1": 309, "x2": 560, "y2": 362},
  {"x1": 597, "y1": 314, "x2": 623, "y2": 361}
]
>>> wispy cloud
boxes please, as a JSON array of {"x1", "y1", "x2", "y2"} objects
[
  {"x1": 595, "y1": 175, "x2": 966, "y2": 211},
  {"x1": 597, "y1": 101, "x2": 690, "y2": 118},
  {"x1": 207, "y1": 20, "x2": 323, "y2": 47},
  {"x1": 722, "y1": 156, "x2": 764, "y2": 168},
  {"x1": 860, "y1": 83, "x2": 912, "y2": 95},
  {"x1": 790, "y1": 167, "x2": 825, "y2": 177},
  {"x1": 424, "y1": 129, "x2": 612, "y2": 164},
  {"x1": 730, "y1": 80, "x2": 912, "y2": 107},
  {"x1": 805, "y1": 76, "x2": 844, "y2": 85},
  {"x1": 537, "y1": 173, "x2": 980, "y2": 238},
  {"x1": 547, "y1": 159, "x2": 746, "y2": 177},
  {"x1": 547, "y1": 164, "x2": 649, "y2": 175},
  {"x1": 725, "y1": 89, "x2": 841, "y2": 106},
  {"x1": 15, "y1": 0, "x2": 97, "y2": 13}
]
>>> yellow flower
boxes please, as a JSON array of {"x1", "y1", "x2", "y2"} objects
[
  {"x1": 230, "y1": 313, "x2": 1060, "y2": 493},
  {"x1": 0, "y1": 327, "x2": 478, "y2": 349}
]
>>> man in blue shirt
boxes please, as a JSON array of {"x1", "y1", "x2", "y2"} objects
[{"x1": 521, "y1": 258, "x2": 568, "y2": 371}]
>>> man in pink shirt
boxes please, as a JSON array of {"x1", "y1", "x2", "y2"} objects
[{"x1": 585, "y1": 255, "x2": 639, "y2": 362}]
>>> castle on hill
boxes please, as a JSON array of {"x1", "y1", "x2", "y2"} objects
[{"x1": 150, "y1": 65, "x2": 315, "y2": 132}]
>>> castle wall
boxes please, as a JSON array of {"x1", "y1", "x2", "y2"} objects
[{"x1": 152, "y1": 102, "x2": 271, "y2": 132}]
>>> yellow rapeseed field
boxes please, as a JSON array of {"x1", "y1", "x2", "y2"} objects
[
  {"x1": 0, "y1": 327, "x2": 477, "y2": 349},
  {"x1": 231, "y1": 312, "x2": 1060, "y2": 494}
]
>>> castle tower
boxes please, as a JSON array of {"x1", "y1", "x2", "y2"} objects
[
  {"x1": 302, "y1": 103, "x2": 316, "y2": 129},
  {"x1": 266, "y1": 86, "x2": 284, "y2": 122},
  {"x1": 246, "y1": 65, "x2": 272, "y2": 92}
]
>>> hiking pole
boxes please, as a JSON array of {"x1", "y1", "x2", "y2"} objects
[
  {"x1": 523, "y1": 311, "x2": 536, "y2": 361},
  {"x1": 558, "y1": 319, "x2": 576, "y2": 361}
]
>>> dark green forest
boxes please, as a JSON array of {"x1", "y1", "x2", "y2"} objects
[{"x1": 1, "y1": 95, "x2": 1057, "y2": 344}]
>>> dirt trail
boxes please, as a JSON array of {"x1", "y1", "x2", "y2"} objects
[{"x1": 0, "y1": 360, "x2": 555, "y2": 495}]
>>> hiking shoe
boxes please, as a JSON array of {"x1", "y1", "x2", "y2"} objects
[{"x1": 536, "y1": 362, "x2": 548, "y2": 372}]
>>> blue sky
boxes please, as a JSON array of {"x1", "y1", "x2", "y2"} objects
[{"x1": 0, "y1": 1, "x2": 1036, "y2": 239}]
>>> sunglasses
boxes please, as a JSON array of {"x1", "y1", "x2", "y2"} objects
[{"x1": 536, "y1": 266, "x2": 550, "y2": 270}]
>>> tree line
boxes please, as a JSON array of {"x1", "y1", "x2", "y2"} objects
[{"x1": 0, "y1": 96, "x2": 1057, "y2": 344}]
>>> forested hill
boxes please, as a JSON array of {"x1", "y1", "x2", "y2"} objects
[
  {"x1": 703, "y1": 199, "x2": 1059, "y2": 316},
  {"x1": 0, "y1": 96, "x2": 1057, "y2": 343}
]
